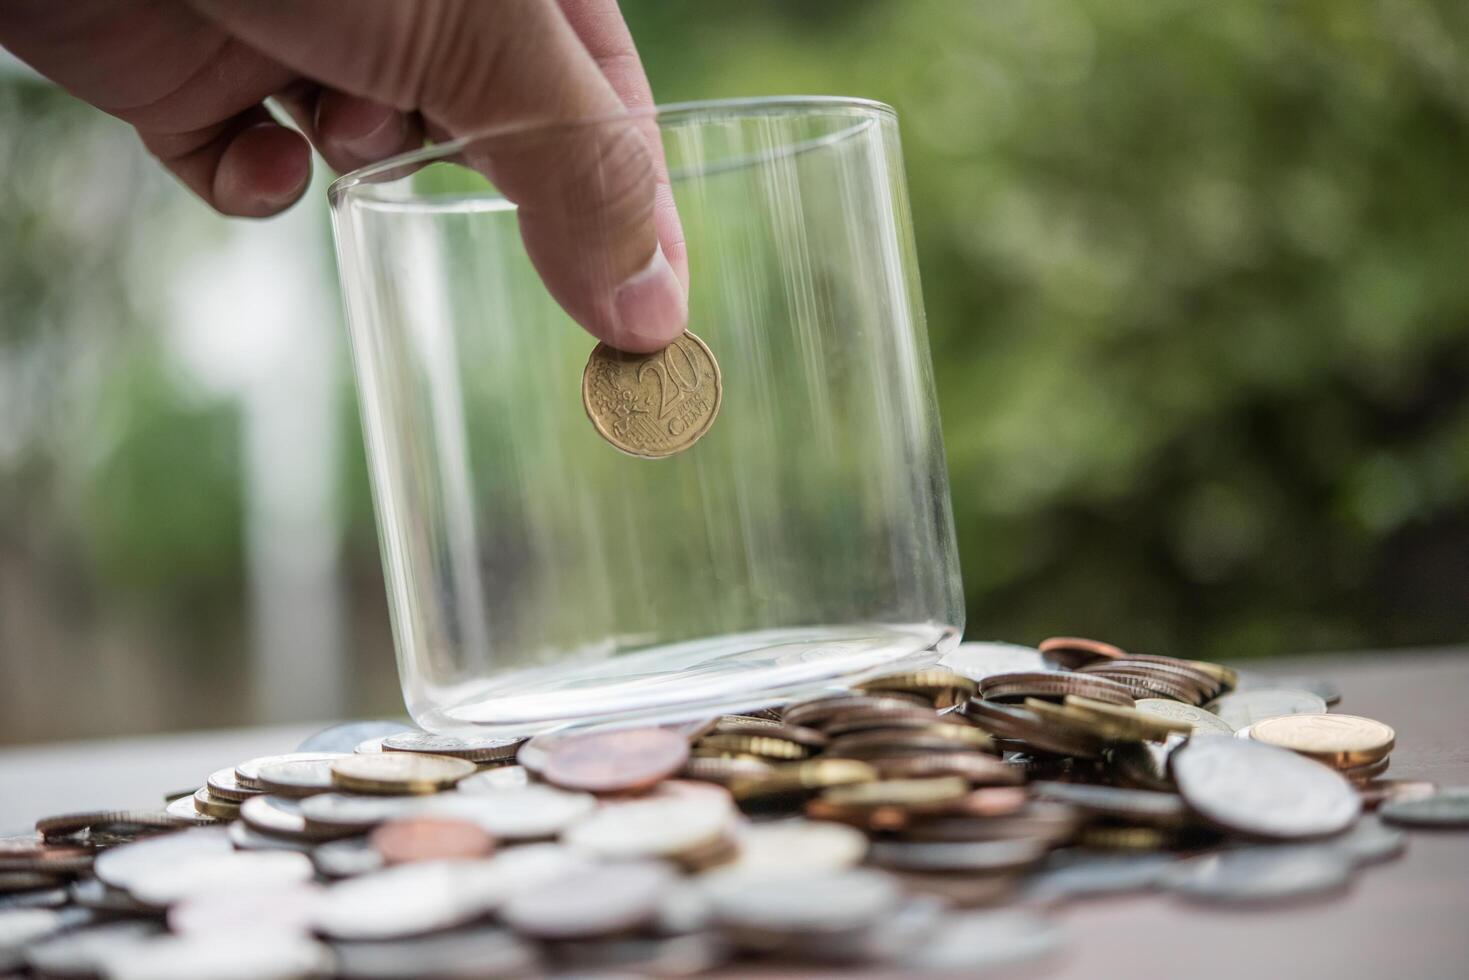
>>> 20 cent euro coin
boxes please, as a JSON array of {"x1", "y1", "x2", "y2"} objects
[{"x1": 582, "y1": 331, "x2": 721, "y2": 459}]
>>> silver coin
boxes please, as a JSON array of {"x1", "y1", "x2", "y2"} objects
[
  {"x1": 23, "y1": 921, "x2": 161, "y2": 977},
  {"x1": 125, "y1": 851, "x2": 314, "y2": 907},
  {"x1": 1134, "y1": 699, "x2": 1234, "y2": 736},
  {"x1": 311, "y1": 837, "x2": 385, "y2": 879},
  {"x1": 297, "y1": 793, "x2": 431, "y2": 834},
  {"x1": 550, "y1": 932, "x2": 731, "y2": 976},
  {"x1": 330, "y1": 928, "x2": 540, "y2": 979},
  {"x1": 703, "y1": 868, "x2": 901, "y2": 936},
  {"x1": 296, "y1": 720, "x2": 415, "y2": 754},
  {"x1": 1171, "y1": 736, "x2": 1360, "y2": 838},
  {"x1": 900, "y1": 910, "x2": 1061, "y2": 972},
  {"x1": 0, "y1": 887, "x2": 68, "y2": 910},
  {"x1": 206, "y1": 767, "x2": 260, "y2": 802},
  {"x1": 1029, "y1": 782, "x2": 1190, "y2": 825},
  {"x1": 790, "y1": 894, "x2": 947, "y2": 963},
  {"x1": 1024, "y1": 851, "x2": 1177, "y2": 904},
  {"x1": 0, "y1": 909, "x2": 64, "y2": 972},
  {"x1": 315, "y1": 846, "x2": 591, "y2": 940},
  {"x1": 1205, "y1": 689, "x2": 1327, "y2": 730},
  {"x1": 236, "y1": 753, "x2": 350, "y2": 790},
  {"x1": 939, "y1": 642, "x2": 1047, "y2": 682},
  {"x1": 656, "y1": 881, "x2": 715, "y2": 935},
  {"x1": 1379, "y1": 786, "x2": 1469, "y2": 828},
  {"x1": 103, "y1": 934, "x2": 332, "y2": 980},
  {"x1": 228, "y1": 820, "x2": 316, "y2": 854},
  {"x1": 168, "y1": 882, "x2": 326, "y2": 937},
  {"x1": 456, "y1": 765, "x2": 531, "y2": 793},
  {"x1": 501, "y1": 861, "x2": 676, "y2": 940},
  {"x1": 1327, "y1": 818, "x2": 1407, "y2": 866},
  {"x1": 163, "y1": 795, "x2": 218, "y2": 825},
  {"x1": 1233, "y1": 670, "x2": 1342, "y2": 706},
  {"x1": 712, "y1": 820, "x2": 868, "y2": 878},
  {"x1": 867, "y1": 838, "x2": 1049, "y2": 873},
  {"x1": 443, "y1": 784, "x2": 595, "y2": 840},
  {"x1": 354, "y1": 736, "x2": 390, "y2": 754},
  {"x1": 68, "y1": 878, "x2": 156, "y2": 914},
  {"x1": 242, "y1": 795, "x2": 351, "y2": 841},
  {"x1": 1163, "y1": 846, "x2": 1352, "y2": 904},
  {"x1": 94, "y1": 827, "x2": 233, "y2": 890},
  {"x1": 256, "y1": 759, "x2": 340, "y2": 797},
  {"x1": 563, "y1": 796, "x2": 733, "y2": 860},
  {"x1": 381, "y1": 732, "x2": 523, "y2": 763}
]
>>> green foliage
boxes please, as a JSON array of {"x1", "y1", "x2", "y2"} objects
[{"x1": 623, "y1": 0, "x2": 1469, "y2": 657}]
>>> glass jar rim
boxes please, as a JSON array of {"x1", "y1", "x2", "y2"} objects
[{"x1": 327, "y1": 94, "x2": 895, "y2": 204}]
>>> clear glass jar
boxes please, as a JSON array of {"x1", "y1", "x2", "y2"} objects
[{"x1": 329, "y1": 97, "x2": 963, "y2": 735}]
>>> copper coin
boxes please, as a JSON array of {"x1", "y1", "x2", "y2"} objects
[
  {"x1": 1038, "y1": 637, "x2": 1129, "y2": 669},
  {"x1": 541, "y1": 727, "x2": 690, "y2": 794},
  {"x1": 782, "y1": 694, "x2": 931, "y2": 729},
  {"x1": 369, "y1": 817, "x2": 495, "y2": 865},
  {"x1": 976, "y1": 672, "x2": 1136, "y2": 707},
  {"x1": 709, "y1": 717, "x2": 828, "y2": 748},
  {"x1": 947, "y1": 787, "x2": 1032, "y2": 817},
  {"x1": 820, "y1": 706, "x2": 951, "y2": 736},
  {"x1": 0, "y1": 839, "x2": 95, "y2": 874}
]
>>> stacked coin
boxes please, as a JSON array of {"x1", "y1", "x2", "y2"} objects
[
  {"x1": 6, "y1": 636, "x2": 1466, "y2": 979},
  {"x1": 1244, "y1": 714, "x2": 1396, "y2": 783}
]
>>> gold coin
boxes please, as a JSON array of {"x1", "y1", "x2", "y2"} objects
[
  {"x1": 1062, "y1": 696, "x2": 1193, "y2": 741},
  {"x1": 1248, "y1": 714, "x2": 1396, "y2": 768},
  {"x1": 728, "y1": 758, "x2": 877, "y2": 801},
  {"x1": 330, "y1": 753, "x2": 476, "y2": 795},
  {"x1": 191, "y1": 788, "x2": 240, "y2": 820},
  {"x1": 581, "y1": 331, "x2": 721, "y2": 459},
  {"x1": 694, "y1": 734, "x2": 810, "y2": 761},
  {"x1": 821, "y1": 776, "x2": 971, "y2": 810}
]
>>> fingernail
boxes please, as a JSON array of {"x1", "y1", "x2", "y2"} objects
[
  {"x1": 612, "y1": 242, "x2": 688, "y2": 351},
  {"x1": 339, "y1": 107, "x2": 406, "y2": 161}
]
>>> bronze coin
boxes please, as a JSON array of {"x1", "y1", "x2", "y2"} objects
[
  {"x1": 1038, "y1": 637, "x2": 1129, "y2": 669},
  {"x1": 369, "y1": 817, "x2": 495, "y2": 865},
  {"x1": 541, "y1": 727, "x2": 690, "y2": 794}
]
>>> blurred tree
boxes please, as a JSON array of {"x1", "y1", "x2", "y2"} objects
[{"x1": 624, "y1": 0, "x2": 1469, "y2": 659}]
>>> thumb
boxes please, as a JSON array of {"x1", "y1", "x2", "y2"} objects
[{"x1": 192, "y1": 0, "x2": 686, "y2": 351}]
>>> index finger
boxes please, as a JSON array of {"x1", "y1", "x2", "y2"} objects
[{"x1": 193, "y1": 0, "x2": 686, "y2": 352}]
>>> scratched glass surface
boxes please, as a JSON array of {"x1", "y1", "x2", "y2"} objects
[{"x1": 330, "y1": 98, "x2": 963, "y2": 735}]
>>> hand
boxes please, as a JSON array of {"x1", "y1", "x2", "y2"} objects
[{"x1": 0, "y1": 0, "x2": 687, "y2": 351}]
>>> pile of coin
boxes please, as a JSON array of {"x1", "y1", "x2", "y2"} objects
[{"x1": 2, "y1": 637, "x2": 1464, "y2": 978}]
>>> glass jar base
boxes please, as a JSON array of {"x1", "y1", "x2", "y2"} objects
[{"x1": 416, "y1": 622, "x2": 958, "y2": 738}]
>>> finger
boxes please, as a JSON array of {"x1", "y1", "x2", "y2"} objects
[
  {"x1": 314, "y1": 90, "x2": 423, "y2": 173},
  {"x1": 556, "y1": 0, "x2": 687, "y2": 291},
  {"x1": 191, "y1": 0, "x2": 685, "y2": 351},
  {"x1": 141, "y1": 106, "x2": 311, "y2": 218}
]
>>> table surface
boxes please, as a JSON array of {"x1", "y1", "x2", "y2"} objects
[{"x1": 2, "y1": 649, "x2": 1467, "y2": 980}]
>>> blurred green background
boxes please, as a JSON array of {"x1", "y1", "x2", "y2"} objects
[{"x1": 3, "y1": 0, "x2": 1467, "y2": 743}]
